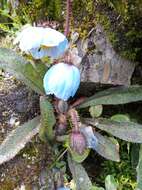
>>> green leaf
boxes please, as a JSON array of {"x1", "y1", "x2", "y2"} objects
[
  {"x1": 105, "y1": 175, "x2": 118, "y2": 190},
  {"x1": 136, "y1": 145, "x2": 142, "y2": 190},
  {"x1": 0, "y1": 48, "x2": 47, "y2": 94},
  {"x1": 89, "y1": 105, "x2": 103, "y2": 118},
  {"x1": 68, "y1": 153, "x2": 92, "y2": 190},
  {"x1": 94, "y1": 132, "x2": 120, "y2": 162},
  {"x1": 0, "y1": 116, "x2": 40, "y2": 165},
  {"x1": 69, "y1": 148, "x2": 90, "y2": 163},
  {"x1": 85, "y1": 118, "x2": 142, "y2": 143},
  {"x1": 111, "y1": 114, "x2": 130, "y2": 122},
  {"x1": 39, "y1": 96, "x2": 56, "y2": 142},
  {"x1": 131, "y1": 144, "x2": 140, "y2": 169},
  {"x1": 78, "y1": 86, "x2": 142, "y2": 108}
]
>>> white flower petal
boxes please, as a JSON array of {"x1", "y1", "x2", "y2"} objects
[
  {"x1": 41, "y1": 27, "x2": 67, "y2": 46},
  {"x1": 14, "y1": 26, "x2": 69, "y2": 59}
]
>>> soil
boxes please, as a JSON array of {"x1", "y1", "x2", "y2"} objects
[{"x1": 0, "y1": 72, "x2": 53, "y2": 190}]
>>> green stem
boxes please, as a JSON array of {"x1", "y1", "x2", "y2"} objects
[{"x1": 49, "y1": 148, "x2": 68, "y2": 169}]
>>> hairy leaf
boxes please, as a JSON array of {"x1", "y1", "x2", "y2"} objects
[
  {"x1": 131, "y1": 144, "x2": 140, "y2": 169},
  {"x1": 85, "y1": 118, "x2": 142, "y2": 143},
  {"x1": 69, "y1": 148, "x2": 90, "y2": 163},
  {"x1": 111, "y1": 114, "x2": 130, "y2": 122},
  {"x1": 0, "y1": 48, "x2": 47, "y2": 94},
  {"x1": 68, "y1": 153, "x2": 92, "y2": 190},
  {"x1": 93, "y1": 132, "x2": 120, "y2": 162},
  {"x1": 39, "y1": 96, "x2": 56, "y2": 141},
  {"x1": 0, "y1": 116, "x2": 40, "y2": 165},
  {"x1": 80, "y1": 126, "x2": 119, "y2": 161},
  {"x1": 78, "y1": 86, "x2": 142, "y2": 108},
  {"x1": 89, "y1": 105, "x2": 103, "y2": 118}
]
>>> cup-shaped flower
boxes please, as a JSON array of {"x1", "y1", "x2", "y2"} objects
[
  {"x1": 43, "y1": 62, "x2": 80, "y2": 101},
  {"x1": 14, "y1": 26, "x2": 69, "y2": 59}
]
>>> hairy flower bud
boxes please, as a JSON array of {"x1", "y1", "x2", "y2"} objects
[
  {"x1": 70, "y1": 131, "x2": 86, "y2": 155},
  {"x1": 58, "y1": 100, "x2": 69, "y2": 113},
  {"x1": 43, "y1": 62, "x2": 80, "y2": 101}
]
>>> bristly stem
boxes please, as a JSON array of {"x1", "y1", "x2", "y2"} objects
[
  {"x1": 64, "y1": 0, "x2": 71, "y2": 37},
  {"x1": 68, "y1": 109, "x2": 80, "y2": 132}
]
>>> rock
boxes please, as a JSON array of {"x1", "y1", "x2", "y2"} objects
[{"x1": 77, "y1": 24, "x2": 136, "y2": 86}]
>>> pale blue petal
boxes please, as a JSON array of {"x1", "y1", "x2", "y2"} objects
[
  {"x1": 16, "y1": 26, "x2": 69, "y2": 59},
  {"x1": 70, "y1": 66, "x2": 80, "y2": 97},
  {"x1": 18, "y1": 27, "x2": 43, "y2": 51},
  {"x1": 30, "y1": 48, "x2": 48, "y2": 59},
  {"x1": 55, "y1": 39, "x2": 69, "y2": 58},
  {"x1": 43, "y1": 63, "x2": 80, "y2": 100},
  {"x1": 29, "y1": 39, "x2": 68, "y2": 59},
  {"x1": 42, "y1": 39, "x2": 69, "y2": 59},
  {"x1": 44, "y1": 63, "x2": 66, "y2": 95}
]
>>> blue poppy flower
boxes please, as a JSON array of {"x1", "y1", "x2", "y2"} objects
[
  {"x1": 43, "y1": 62, "x2": 80, "y2": 101},
  {"x1": 14, "y1": 26, "x2": 69, "y2": 59}
]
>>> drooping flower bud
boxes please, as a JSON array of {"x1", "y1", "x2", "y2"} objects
[
  {"x1": 14, "y1": 26, "x2": 69, "y2": 59},
  {"x1": 58, "y1": 100, "x2": 69, "y2": 113},
  {"x1": 70, "y1": 131, "x2": 86, "y2": 155},
  {"x1": 43, "y1": 62, "x2": 80, "y2": 101}
]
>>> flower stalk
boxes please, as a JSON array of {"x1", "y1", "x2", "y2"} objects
[{"x1": 64, "y1": 0, "x2": 71, "y2": 37}]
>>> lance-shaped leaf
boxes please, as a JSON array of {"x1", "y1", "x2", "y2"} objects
[
  {"x1": 85, "y1": 118, "x2": 142, "y2": 143},
  {"x1": 39, "y1": 96, "x2": 56, "y2": 141},
  {"x1": 68, "y1": 153, "x2": 92, "y2": 190},
  {"x1": 131, "y1": 144, "x2": 140, "y2": 169},
  {"x1": 136, "y1": 145, "x2": 142, "y2": 190},
  {"x1": 68, "y1": 147, "x2": 90, "y2": 163},
  {"x1": 0, "y1": 116, "x2": 40, "y2": 165},
  {"x1": 93, "y1": 132, "x2": 120, "y2": 162},
  {"x1": 78, "y1": 85, "x2": 142, "y2": 108},
  {"x1": 0, "y1": 48, "x2": 47, "y2": 94},
  {"x1": 80, "y1": 126, "x2": 120, "y2": 162}
]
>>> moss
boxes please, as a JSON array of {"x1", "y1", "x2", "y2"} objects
[
  {"x1": 96, "y1": 141, "x2": 137, "y2": 190},
  {"x1": 95, "y1": 0, "x2": 142, "y2": 62},
  {"x1": 71, "y1": 0, "x2": 142, "y2": 62}
]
